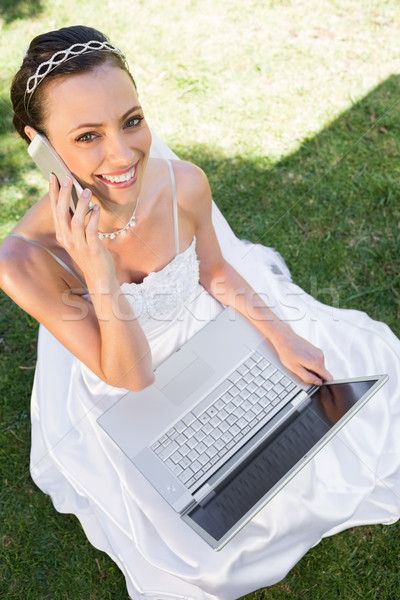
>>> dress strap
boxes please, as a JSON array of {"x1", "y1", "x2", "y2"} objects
[
  {"x1": 8, "y1": 232, "x2": 88, "y2": 290},
  {"x1": 166, "y1": 159, "x2": 179, "y2": 256}
]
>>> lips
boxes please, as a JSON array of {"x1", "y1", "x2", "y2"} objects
[{"x1": 96, "y1": 162, "x2": 138, "y2": 188}]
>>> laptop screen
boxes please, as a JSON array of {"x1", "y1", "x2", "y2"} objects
[{"x1": 183, "y1": 379, "x2": 378, "y2": 546}]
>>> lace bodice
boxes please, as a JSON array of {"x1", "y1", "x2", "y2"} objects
[{"x1": 120, "y1": 238, "x2": 200, "y2": 325}]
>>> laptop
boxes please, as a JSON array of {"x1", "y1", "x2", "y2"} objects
[{"x1": 97, "y1": 308, "x2": 388, "y2": 550}]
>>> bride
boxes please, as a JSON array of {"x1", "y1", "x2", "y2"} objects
[{"x1": 1, "y1": 24, "x2": 399, "y2": 600}]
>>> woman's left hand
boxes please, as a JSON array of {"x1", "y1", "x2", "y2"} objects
[{"x1": 271, "y1": 324, "x2": 332, "y2": 385}]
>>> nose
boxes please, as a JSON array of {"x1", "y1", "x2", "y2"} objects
[{"x1": 105, "y1": 132, "x2": 135, "y2": 167}]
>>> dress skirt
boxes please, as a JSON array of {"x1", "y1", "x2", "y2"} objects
[{"x1": 29, "y1": 133, "x2": 400, "y2": 600}]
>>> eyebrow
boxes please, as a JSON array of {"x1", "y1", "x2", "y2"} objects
[{"x1": 68, "y1": 105, "x2": 142, "y2": 135}]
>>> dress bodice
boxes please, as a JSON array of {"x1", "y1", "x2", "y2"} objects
[
  {"x1": 119, "y1": 238, "x2": 200, "y2": 326},
  {"x1": 118, "y1": 160, "x2": 204, "y2": 331}
]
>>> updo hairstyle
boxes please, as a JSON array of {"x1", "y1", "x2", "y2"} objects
[{"x1": 10, "y1": 25, "x2": 136, "y2": 143}]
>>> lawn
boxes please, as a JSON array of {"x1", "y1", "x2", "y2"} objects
[{"x1": 0, "y1": 1, "x2": 399, "y2": 598}]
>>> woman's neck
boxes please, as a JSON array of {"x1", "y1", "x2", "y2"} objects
[{"x1": 96, "y1": 196, "x2": 140, "y2": 236}]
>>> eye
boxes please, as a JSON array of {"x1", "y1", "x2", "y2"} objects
[
  {"x1": 76, "y1": 132, "x2": 97, "y2": 143},
  {"x1": 124, "y1": 115, "x2": 144, "y2": 129}
]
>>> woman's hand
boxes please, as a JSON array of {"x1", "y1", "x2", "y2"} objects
[
  {"x1": 271, "y1": 323, "x2": 332, "y2": 386},
  {"x1": 49, "y1": 173, "x2": 115, "y2": 286},
  {"x1": 47, "y1": 173, "x2": 154, "y2": 390}
]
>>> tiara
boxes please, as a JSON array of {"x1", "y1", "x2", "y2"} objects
[{"x1": 25, "y1": 40, "x2": 126, "y2": 101}]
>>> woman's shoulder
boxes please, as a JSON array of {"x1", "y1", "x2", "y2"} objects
[
  {"x1": 0, "y1": 195, "x2": 76, "y2": 299},
  {"x1": 168, "y1": 158, "x2": 208, "y2": 188},
  {"x1": 1, "y1": 194, "x2": 53, "y2": 267},
  {"x1": 173, "y1": 160, "x2": 212, "y2": 218},
  {"x1": 146, "y1": 157, "x2": 211, "y2": 215},
  {"x1": 0, "y1": 231, "x2": 63, "y2": 297},
  {"x1": 147, "y1": 156, "x2": 208, "y2": 185}
]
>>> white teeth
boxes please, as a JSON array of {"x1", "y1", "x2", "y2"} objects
[{"x1": 101, "y1": 166, "x2": 135, "y2": 183}]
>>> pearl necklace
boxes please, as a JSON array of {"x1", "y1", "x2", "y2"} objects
[{"x1": 98, "y1": 197, "x2": 140, "y2": 240}]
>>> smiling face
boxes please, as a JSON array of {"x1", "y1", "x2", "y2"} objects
[{"x1": 38, "y1": 62, "x2": 152, "y2": 207}]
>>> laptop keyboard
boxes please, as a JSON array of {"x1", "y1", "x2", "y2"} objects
[{"x1": 151, "y1": 351, "x2": 300, "y2": 489}]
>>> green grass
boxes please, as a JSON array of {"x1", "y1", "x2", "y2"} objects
[{"x1": 1, "y1": 0, "x2": 400, "y2": 598}]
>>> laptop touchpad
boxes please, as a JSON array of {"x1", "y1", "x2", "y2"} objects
[{"x1": 160, "y1": 357, "x2": 214, "y2": 406}]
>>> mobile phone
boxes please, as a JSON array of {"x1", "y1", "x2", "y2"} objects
[{"x1": 27, "y1": 133, "x2": 83, "y2": 213}]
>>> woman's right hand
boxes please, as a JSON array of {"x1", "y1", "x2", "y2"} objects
[
  {"x1": 47, "y1": 172, "x2": 154, "y2": 390},
  {"x1": 49, "y1": 173, "x2": 116, "y2": 287}
]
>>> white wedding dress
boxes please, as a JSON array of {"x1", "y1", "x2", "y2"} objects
[{"x1": 29, "y1": 134, "x2": 400, "y2": 600}]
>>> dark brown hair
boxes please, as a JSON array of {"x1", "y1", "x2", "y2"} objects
[{"x1": 10, "y1": 25, "x2": 136, "y2": 143}]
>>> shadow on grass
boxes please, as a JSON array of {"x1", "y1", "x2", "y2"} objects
[
  {"x1": 0, "y1": 75, "x2": 399, "y2": 599},
  {"x1": 174, "y1": 74, "x2": 400, "y2": 334},
  {"x1": 0, "y1": 0, "x2": 43, "y2": 25}
]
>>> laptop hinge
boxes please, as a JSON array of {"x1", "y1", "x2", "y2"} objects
[
  {"x1": 192, "y1": 482, "x2": 214, "y2": 505},
  {"x1": 190, "y1": 398, "x2": 302, "y2": 505}
]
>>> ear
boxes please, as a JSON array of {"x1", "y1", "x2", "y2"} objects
[{"x1": 24, "y1": 125, "x2": 38, "y2": 142}]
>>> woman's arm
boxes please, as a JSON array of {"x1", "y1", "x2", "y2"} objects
[
  {"x1": 202, "y1": 260, "x2": 332, "y2": 385},
  {"x1": 176, "y1": 161, "x2": 332, "y2": 386},
  {"x1": 0, "y1": 179, "x2": 154, "y2": 392}
]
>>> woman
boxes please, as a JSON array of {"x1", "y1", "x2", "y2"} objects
[{"x1": 1, "y1": 25, "x2": 399, "y2": 600}]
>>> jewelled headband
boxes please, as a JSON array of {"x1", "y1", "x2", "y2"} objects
[{"x1": 24, "y1": 40, "x2": 126, "y2": 110}]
